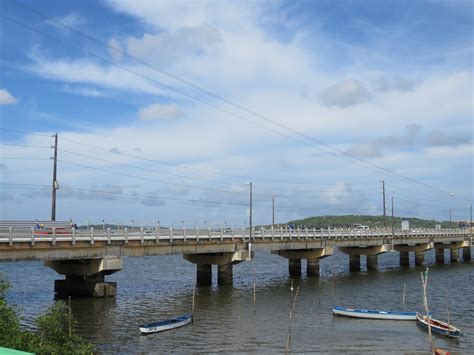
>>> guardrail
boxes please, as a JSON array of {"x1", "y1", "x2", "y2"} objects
[{"x1": 0, "y1": 226, "x2": 470, "y2": 246}]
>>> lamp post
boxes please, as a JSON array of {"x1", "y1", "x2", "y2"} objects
[
  {"x1": 391, "y1": 197, "x2": 394, "y2": 238},
  {"x1": 247, "y1": 182, "x2": 253, "y2": 240},
  {"x1": 449, "y1": 193, "x2": 454, "y2": 228},
  {"x1": 469, "y1": 204, "x2": 472, "y2": 241},
  {"x1": 272, "y1": 194, "x2": 278, "y2": 229}
]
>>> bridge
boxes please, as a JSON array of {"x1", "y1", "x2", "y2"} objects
[{"x1": 0, "y1": 225, "x2": 472, "y2": 298}]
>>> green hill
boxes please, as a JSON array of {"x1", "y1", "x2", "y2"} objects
[{"x1": 286, "y1": 215, "x2": 453, "y2": 229}]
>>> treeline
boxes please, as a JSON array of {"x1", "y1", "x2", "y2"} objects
[
  {"x1": 0, "y1": 273, "x2": 94, "y2": 354},
  {"x1": 286, "y1": 215, "x2": 454, "y2": 229}
]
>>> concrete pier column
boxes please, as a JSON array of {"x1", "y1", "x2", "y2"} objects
[
  {"x1": 289, "y1": 259, "x2": 302, "y2": 277},
  {"x1": 415, "y1": 251, "x2": 424, "y2": 266},
  {"x1": 45, "y1": 257, "x2": 122, "y2": 298},
  {"x1": 367, "y1": 255, "x2": 378, "y2": 271},
  {"x1": 306, "y1": 258, "x2": 320, "y2": 277},
  {"x1": 435, "y1": 248, "x2": 445, "y2": 264},
  {"x1": 197, "y1": 264, "x2": 212, "y2": 286},
  {"x1": 463, "y1": 247, "x2": 471, "y2": 261},
  {"x1": 54, "y1": 274, "x2": 117, "y2": 298},
  {"x1": 399, "y1": 251, "x2": 409, "y2": 267},
  {"x1": 450, "y1": 248, "x2": 459, "y2": 263},
  {"x1": 218, "y1": 263, "x2": 233, "y2": 285},
  {"x1": 349, "y1": 254, "x2": 361, "y2": 272}
]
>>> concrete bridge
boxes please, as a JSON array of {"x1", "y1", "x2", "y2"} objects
[{"x1": 0, "y1": 226, "x2": 471, "y2": 298}]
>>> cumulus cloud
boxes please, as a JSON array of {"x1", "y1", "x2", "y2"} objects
[
  {"x1": 138, "y1": 103, "x2": 183, "y2": 121},
  {"x1": 347, "y1": 124, "x2": 471, "y2": 157},
  {"x1": 321, "y1": 79, "x2": 369, "y2": 108},
  {"x1": 0, "y1": 89, "x2": 18, "y2": 105},
  {"x1": 63, "y1": 85, "x2": 107, "y2": 97},
  {"x1": 126, "y1": 25, "x2": 222, "y2": 65},
  {"x1": 374, "y1": 77, "x2": 421, "y2": 92}
]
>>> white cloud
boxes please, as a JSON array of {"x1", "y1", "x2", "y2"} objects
[
  {"x1": 62, "y1": 85, "x2": 107, "y2": 97},
  {"x1": 321, "y1": 79, "x2": 369, "y2": 108},
  {"x1": 107, "y1": 37, "x2": 123, "y2": 61},
  {"x1": 138, "y1": 103, "x2": 183, "y2": 121},
  {"x1": 48, "y1": 12, "x2": 85, "y2": 29},
  {"x1": 0, "y1": 89, "x2": 18, "y2": 105}
]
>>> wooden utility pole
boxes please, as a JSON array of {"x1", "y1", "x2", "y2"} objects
[
  {"x1": 249, "y1": 182, "x2": 253, "y2": 240},
  {"x1": 51, "y1": 133, "x2": 58, "y2": 221}
]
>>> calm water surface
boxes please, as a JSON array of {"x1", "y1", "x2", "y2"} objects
[{"x1": 2, "y1": 250, "x2": 473, "y2": 354}]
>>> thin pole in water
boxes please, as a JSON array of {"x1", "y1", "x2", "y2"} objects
[
  {"x1": 420, "y1": 270, "x2": 434, "y2": 354},
  {"x1": 192, "y1": 285, "x2": 195, "y2": 324},
  {"x1": 285, "y1": 286, "x2": 300, "y2": 354},
  {"x1": 402, "y1": 282, "x2": 406, "y2": 308},
  {"x1": 253, "y1": 267, "x2": 256, "y2": 310},
  {"x1": 445, "y1": 288, "x2": 450, "y2": 328}
]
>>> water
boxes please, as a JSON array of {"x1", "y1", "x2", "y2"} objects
[{"x1": 1, "y1": 250, "x2": 473, "y2": 354}]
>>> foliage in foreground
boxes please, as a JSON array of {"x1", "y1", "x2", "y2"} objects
[{"x1": 0, "y1": 273, "x2": 94, "y2": 354}]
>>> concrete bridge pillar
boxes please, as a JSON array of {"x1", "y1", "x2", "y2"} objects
[
  {"x1": 218, "y1": 263, "x2": 233, "y2": 285},
  {"x1": 450, "y1": 248, "x2": 459, "y2": 263},
  {"x1": 367, "y1": 255, "x2": 378, "y2": 271},
  {"x1": 463, "y1": 247, "x2": 471, "y2": 261},
  {"x1": 289, "y1": 259, "x2": 302, "y2": 277},
  {"x1": 44, "y1": 256, "x2": 122, "y2": 298},
  {"x1": 399, "y1": 251, "x2": 409, "y2": 267},
  {"x1": 435, "y1": 248, "x2": 445, "y2": 264},
  {"x1": 306, "y1": 258, "x2": 319, "y2": 276},
  {"x1": 197, "y1": 264, "x2": 212, "y2": 286},
  {"x1": 415, "y1": 251, "x2": 425, "y2": 266},
  {"x1": 349, "y1": 254, "x2": 361, "y2": 272}
]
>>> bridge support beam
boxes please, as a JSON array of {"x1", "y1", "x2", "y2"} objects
[
  {"x1": 218, "y1": 263, "x2": 233, "y2": 285},
  {"x1": 289, "y1": 259, "x2": 301, "y2": 277},
  {"x1": 414, "y1": 251, "x2": 424, "y2": 266},
  {"x1": 197, "y1": 264, "x2": 212, "y2": 286},
  {"x1": 435, "y1": 248, "x2": 445, "y2": 264},
  {"x1": 44, "y1": 256, "x2": 122, "y2": 298},
  {"x1": 367, "y1": 255, "x2": 378, "y2": 271},
  {"x1": 450, "y1": 248, "x2": 459, "y2": 263},
  {"x1": 463, "y1": 247, "x2": 471, "y2": 261},
  {"x1": 399, "y1": 251, "x2": 410, "y2": 267},
  {"x1": 349, "y1": 254, "x2": 361, "y2": 272},
  {"x1": 307, "y1": 258, "x2": 319, "y2": 277}
]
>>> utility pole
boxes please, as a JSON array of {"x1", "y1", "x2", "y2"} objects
[
  {"x1": 391, "y1": 196, "x2": 394, "y2": 238},
  {"x1": 248, "y1": 182, "x2": 253, "y2": 240},
  {"x1": 449, "y1": 208, "x2": 452, "y2": 227},
  {"x1": 51, "y1": 133, "x2": 58, "y2": 221},
  {"x1": 382, "y1": 180, "x2": 386, "y2": 227},
  {"x1": 272, "y1": 194, "x2": 278, "y2": 229}
]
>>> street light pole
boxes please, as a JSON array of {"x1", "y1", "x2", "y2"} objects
[{"x1": 391, "y1": 196, "x2": 394, "y2": 238}]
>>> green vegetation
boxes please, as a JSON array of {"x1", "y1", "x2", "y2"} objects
[
  {"x1": 0, "y1": 273, "x2": 94, "y2": 354},
  {"x1": 286, "y1": 215, "x2": 454, "y2": 229}
]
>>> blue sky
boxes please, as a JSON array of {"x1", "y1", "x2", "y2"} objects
[{"x1": 0, "y1": 0, "x2": 472, "y2": 226}]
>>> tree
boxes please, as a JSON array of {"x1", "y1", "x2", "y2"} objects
[{"x1": 0, "y1": 273, "x2": 94, "y2": 354}]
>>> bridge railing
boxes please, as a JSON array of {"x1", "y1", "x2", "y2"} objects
[{"x1": 0, "y1": 226, "x2": 470, "y2": 246}]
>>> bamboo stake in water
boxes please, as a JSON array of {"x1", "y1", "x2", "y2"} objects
[
  {"x1": 445, "y1": 288, "x2": 450, "y2": 328},
  {"x1": 285, "y1": 286, "x2": 300, "y2": 354},
  {"x1": 420, "y1": 270, "x2": 434, "y2": 354},
  {"x1": 402, "y1": 282, "x2": 406, "y2": 308},
  {"x1": 192, "y1": 285, "x2": 195, "y2": 324},
  {"x1": 253, "y1": 267, "x2": 256, "y2": 310}
]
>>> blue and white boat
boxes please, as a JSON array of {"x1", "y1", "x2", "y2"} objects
[
  {"x1": 139, "y1": 314, "x2": 192, "y2": 334},
  {"x1": 416, "y1": 313, "x2": 461, "y2": 338},
  {"x1": 332, "y1": 306, "x2": 418, "y2": 320}
]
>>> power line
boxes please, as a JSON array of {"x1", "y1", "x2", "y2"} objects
[
  {"x1": 0, "y1": 127, "x2": 53, "y2": 138},
  {"x1": 0, "y1": 11, "x2": 459, "y2": 198},
  {"x1": 0, "y1": 143, "x2": 52, "y2": 149}
]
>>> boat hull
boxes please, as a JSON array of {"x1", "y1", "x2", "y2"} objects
[
  {"x1": 332, "y1": 307, "x2": 417, "y2": 320},
  {"x1": 416, "y1": 313, "x2": 460, "y2": 338},
  {"x1": 139, "y1": 314, "x2": 192, "y2": 334}
]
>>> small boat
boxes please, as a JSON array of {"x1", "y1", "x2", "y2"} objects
[
  {"x1": 332, "y1": 306, "x2": 418, "y2": 320},
  {"x1": 416, "y1": 313, "x2": 461, "y2": 338},
  {"x1": 139, "y1": 314, "x2": 192, "y2": 334}
]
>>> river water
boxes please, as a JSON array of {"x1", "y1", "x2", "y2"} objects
[{"x1": 2, "y1": 249, "x2": 473, "y2": 354}]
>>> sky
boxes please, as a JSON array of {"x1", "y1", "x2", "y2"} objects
[{"x1": 0, "y1": 0, "x2": 473, "y2": 227}]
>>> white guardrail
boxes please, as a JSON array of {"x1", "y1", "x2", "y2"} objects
[{"x1": 0, "y1": 227, "x2": 470, "y2": 246}]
